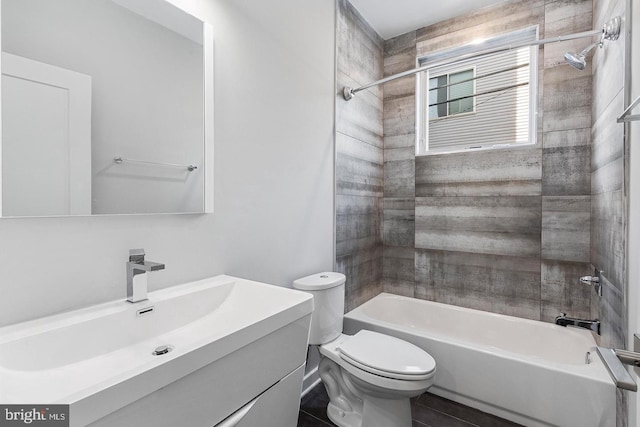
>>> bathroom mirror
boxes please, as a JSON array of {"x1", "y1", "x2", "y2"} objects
[{"x1": 0, "y1": 0, "x2": 213, "y2": 216}]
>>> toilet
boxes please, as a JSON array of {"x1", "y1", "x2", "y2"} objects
[{"x1": 293, "y1": 272, "x2": 436, "y2": 427}]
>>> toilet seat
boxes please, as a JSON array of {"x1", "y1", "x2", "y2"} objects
[{"x1": 337, "y1": 330, "x2": 436, "y2": 381}]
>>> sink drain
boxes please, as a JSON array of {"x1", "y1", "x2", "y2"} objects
[{"x1": 152, "y1": 345, "x2": 173, "y2": 356}]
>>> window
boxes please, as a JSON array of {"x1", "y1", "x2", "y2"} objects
[
  {"x1": 429, "y1": 69, "x2": 475, "y2": 120},
  {"x1": 417, "y1": 27, "x2": 538, "y2": 155}
]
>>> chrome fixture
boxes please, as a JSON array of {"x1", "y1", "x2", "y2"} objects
[
  {"x1": 136, "y1": 306, "x2": 155, "y2": 317},
  {"x1": 580, "y1": 275, "x2": 602, "y2": 296},
  {"x1": 618, "y1": 94, "x2": 640, "y2": 123},
  {"x1": 342, "y1": 16, "x2": 622, "y2": 101},
  {"x1": 563, "y1": 48, "x2": 595, "y2": 71},
  {"x1": 595, "y1": 345, "x2": 639, "y2": 391},
  {"x1": 152, "y1": 345, "x2": 173, "y2": 356},
  {"x1": 564, "y1": 16, "x2": 621, "y2": 70},
  {"x1": 114, "y1": 156, "x2": 198, "y2": 172},
  {"x1": 126, "y1": 249, "x2": 165, "y2": 303},
  {"x1": 580, "y1": 267, "x2": 603, "y2": 296},
  {"x1": 555, "y1": 313, "x2": 600, "y2": 335}
]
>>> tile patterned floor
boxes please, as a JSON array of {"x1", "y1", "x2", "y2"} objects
[{"x1": 298, "y1": 383, "x2": 523, "y2": 427}]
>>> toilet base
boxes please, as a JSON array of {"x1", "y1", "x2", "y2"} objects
[
  {"x1": 327, "y1": 395, "x2": 412, "y2": 427},
  {"x1": 326, "y1": 401, "x2": 362, "y2": 427},
  {"x1": 319, "y1": 357, "x2": 414, "y2": 427}
]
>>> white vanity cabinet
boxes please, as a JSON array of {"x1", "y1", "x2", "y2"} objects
[
  {"x1": 0, "y1": 276, "x2": 313, "y2": 427},
  {"x1": 87, "y1": 315, "x2": 311, "y2": 427}
]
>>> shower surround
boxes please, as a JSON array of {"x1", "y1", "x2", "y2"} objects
[
  {"x1": 382, "y1": 0, "x2": 596, "y2": 322},
  {"x1": 335, "y1": 0, "x2": 627, "y2": 423},
  {"x1": 336, "y1": 0, "x2": 625, "y2": 361}
]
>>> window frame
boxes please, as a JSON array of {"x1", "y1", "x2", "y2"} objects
[
  {"x1": 416, "y1": 26, "x2": 539, "y2": 156},
  {"x1": 428, "y1": 66, "x2": 477, "y2": 122}
]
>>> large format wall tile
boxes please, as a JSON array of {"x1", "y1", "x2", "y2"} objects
[
  {"x1": 381, "y1": 29, "x2": 416, "y2": 295},
  {"x1": 336, "y1": 134, "x2": 383, "y2": 197},
  {"x1": 384, "y1": 158, "x2": 415, "y2": 198},
  {"x1": 541, "y1": 196, "x2": 590, "y2": 262},
  {"x1": 415, "y1": 196, "x2": 541, "y2": 257},
  {"x1": 591, "y1": 190, "x2": 624, "y2": 292},
  {"x1": 544, "y1": 0, "x2": 592, "y2": 68},
  {"x1": 542, "y1": 129, "x2": 591, "y2": 196},
  {"x1": 591, "y1": 273, "x2": 625, "y2": 349},
  {"x1": 540, "y1": 259, "x2": 592, "y2": 322},
  {"x1": 336, "y1": 0, "x2": 384, "y2": 308},
  {"x1": 383, "y1": 246, "x2": 415, "y2": 297},
  {"x1": 415, "y1": 249, "x2": 541, "y2": 320},
  {"x1": 336, "y1": 0, "x2": 383, "y2": 99},
  {"x1": 415, "y1": 148, "x2": 542, "y2": 197},
  {"x1": 383, "y1": 197, "x2": 414, "y2": 247},
  {"x1": 336, "y1": 72, "x2": 383, "y2": 148},
  {"x1": 591, "y1": 90, "x2": 625, "y2": 194},
  {"x1": 542, "y1": 145, "x2": 591, "y2": 196},
  {"x1": 337, "y1": 246, "x2": 384, "y2": 312},
  {"x1": 415, "y1": 0, "x2": 545, "y2": 56},
  {"x1": 383, "y1": 95, "x2": 415, "y2": 142}
]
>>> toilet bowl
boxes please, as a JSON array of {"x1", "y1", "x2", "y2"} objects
[{"x1": 293, "y1": 273, "x2": 436, "y2": 427}]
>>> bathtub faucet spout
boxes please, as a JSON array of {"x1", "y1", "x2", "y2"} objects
[{"x1": 555, "y1": 313, "x2": 600, "y2": 335}]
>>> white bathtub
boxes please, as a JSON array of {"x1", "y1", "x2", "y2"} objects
[{"x1": 343, "y1": 293, "x2": 616, "y2": 427}]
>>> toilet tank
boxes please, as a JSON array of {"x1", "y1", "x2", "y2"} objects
[{"x1": 293, "y1": 272, "x2": 346, "y2": 345}]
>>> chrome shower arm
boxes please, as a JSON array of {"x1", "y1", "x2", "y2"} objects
[{"x1": 579, "y1": 39, "x2": 603, "y2": 56}]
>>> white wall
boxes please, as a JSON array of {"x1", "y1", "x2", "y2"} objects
[{"x1": 0, "y1": 0, "x2": 336, "y2": 326}]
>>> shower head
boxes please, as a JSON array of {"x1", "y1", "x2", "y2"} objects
[
  {"x1": 564, "y1": 16, "x2": 621, "y2": 70},
  {"x1": 564, "y1": 51, "x2": 587, "y2": 70}
]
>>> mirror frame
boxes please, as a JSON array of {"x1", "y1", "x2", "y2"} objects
[{"x1": 0, "y1": 0, "x2": 214, "y2": 217}]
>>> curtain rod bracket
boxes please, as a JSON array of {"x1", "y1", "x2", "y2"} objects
[{"x1": 343, "y1": 87, "x2": 355, "y2": 101}]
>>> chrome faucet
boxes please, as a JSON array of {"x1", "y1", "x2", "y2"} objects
[
  {"x1": 555, "y1": 313, "x2": 600, "y2": 335},
  {"x1": 580, "y1": 274, "x2": 603, "y2": 296},
  {"x1": 126, "y1": 249, "x2": 165, "y2": 303},
  {"x1": 580, "y1": 267, "x2": 603, "y2": 297}
]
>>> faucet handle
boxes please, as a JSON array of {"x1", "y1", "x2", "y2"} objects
[{"x1": 129, "y1": 248, "x2": 146, "y2": 264}]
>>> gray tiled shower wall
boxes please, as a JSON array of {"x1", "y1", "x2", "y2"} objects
[
  {"x1": 337, "y1": 0, "x2": 628, "y2": 423},
  {"x1": 337, "y1": 0, "x2": 626, "y2": 356},
  {"x1": 335, "y1": 0, "x2": 384, "y2": 311},
  {"x1": 382, "y1": 0, "x2": 597, "y2": 323},
  {"x1": 591, "y1": 0, "x2": 627, "y2": 424}
]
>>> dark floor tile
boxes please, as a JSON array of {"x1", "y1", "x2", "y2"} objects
[
  {"x1": 299, "y1": 384, "x2": 520, "y2": 427},
  {"x1": 300, "y1": 383, "x2": 332, "y2": 423},
  {"x1": 297, "y1": 411, "x2": 335, "y2": 427},
  {"x1": 412, "y1": 402, "x2": 478, "y2": 427},
  {"x1": 415, "y1": 393, "x2": 523, "y2": 427}
]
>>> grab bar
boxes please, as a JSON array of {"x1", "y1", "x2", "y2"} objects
[
  {"x1": 615, "y1": 349, "x2": 640, "y2": 367},
  {"x1": 617, "y1": 94, "x2": 640, "y2": 123},
  {"x1": 595, "y1": 347, "x2": 638, "y2": 391}
]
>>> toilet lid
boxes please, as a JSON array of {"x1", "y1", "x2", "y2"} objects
[{"x1": 337, "y1": 330, "x2": 436, "y2": 380}]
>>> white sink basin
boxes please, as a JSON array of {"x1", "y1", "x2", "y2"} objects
[{"x1": 0, "y1": 275, "x2": 313, "y2": 425}]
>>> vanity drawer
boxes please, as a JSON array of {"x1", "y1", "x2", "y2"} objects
[{"x1": 215, "y1": 364, "x2": 305, "y2": 427}]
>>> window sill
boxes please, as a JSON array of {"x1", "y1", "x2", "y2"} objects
[{"x1": 416, "y1": 141, "x2": 537, "y2": 157}]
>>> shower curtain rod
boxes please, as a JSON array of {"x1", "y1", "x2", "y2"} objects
[
  {"x1": 428, "y1": 63, "x2": 529, "y2": 92},
  {"x1": 342, "y1": 28, "x2": 602, "y2": 101}
]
